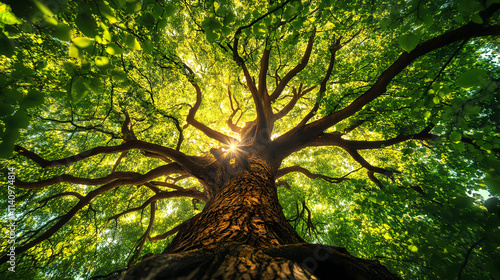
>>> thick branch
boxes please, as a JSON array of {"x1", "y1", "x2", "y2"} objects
[
  {"x1": 345, "y1": 148, "x2": 396, "y2": 176},
  {"x1": 15, "y1": 140, "x2": 208, "y2": 180},
  {"x1": 226, "y1": 87, "x2": 243, "y2": 133},
  {"x1": 258, "y1": 48, "x2": 271, "y2": 97},
  {"x1": 367, "y1": 171, "x2": 384, "y2": 189},
  {"x1": 230, "y1": 0, "x2": 292, "y2": 96}
]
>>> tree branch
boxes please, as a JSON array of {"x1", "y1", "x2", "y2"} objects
[
  {"x1": 148, "y1": 218, "x2": 193, "y2": 241},
  {"x1": 15, "y1": 171, "x2": 141, "y2": 190},
  {"x1": 15, "y1": 140, "x2": 210, "y2": 181},
  {"x1": 303, "y1": 20, "x2": 500, "y2": 136},
  {"x1": 269, "y1": 29, "x2": 316, "y2": 102},
  {"x1": 0, "y1": 164, "x2": 185, "y2": 264},
  {"x1": 273, "y1": 85, "x2": 317, "y2": 121},
  {"x1": 184, "y1": 63, "x2": 239, "y2": 146},
  {"x1": 106, "y1": 187, "x2": 206, "y2": 228},
  {"x1": 128, "y1": 201, "x2": 156, "y2": 267},
  {"x1": 276, "y1": 165, "x2": 359, "y2": 183},
  {"x1": 309, "y1": 124, "x2": 436, "y2": 150},
  {"x1": 272, "y1": 6, "x2": 500, "y2": 160},
  {"x1": 38, "y1": 192, "x2": 84, "y2": 203},
  {"x1": 297, "y1": 36, "x2": 342, "y2": 126}
]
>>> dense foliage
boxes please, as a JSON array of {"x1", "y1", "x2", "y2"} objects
[{"x1": 1, "y1": 0, "x2": 500, "y2": 279}]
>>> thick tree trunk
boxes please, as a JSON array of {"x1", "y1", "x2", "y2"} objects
[{"x1": 121, "y1": 158, "x2": 400, "y2": 279}]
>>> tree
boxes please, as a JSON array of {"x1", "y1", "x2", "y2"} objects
[{"x1": 1, "y1": 0, "x2": 500, "y2": 279}]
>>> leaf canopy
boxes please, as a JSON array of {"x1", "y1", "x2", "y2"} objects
[{"x1": 0, "y1": 0, "x2": 500, "y2": 279}]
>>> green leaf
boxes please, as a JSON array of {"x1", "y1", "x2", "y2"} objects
[
  {"x1": 205, "y1": 30, "x2": 218, "y2": 43},
  {"x1": 142, "y1": 40, "x2": 153, "y2": 54},
  {"x1": 52, "y1": 23, "x2": 72, "y2": 41},
  {"x1": 457, "y1": 0, "x2": 481, "y2": 12},
  {"x1": 62, "y1": 61, "x2": 77, "y2": 76},
  {"x1": 124, "y1": 34, "x2": 141, "y2": 50},
  {"x1": 126, "y1": 0, "x2": 142, "y2": 14},
  {"x1": 408, "y1": 245, "x2": 418, "y2": 252},
  {"x1": 202, "y1": 17, "x2": 222, "y2": 32},
  {"x1": 0, "y1": 103, "x2": 14, "y2": 117},
  {"x1": 449, "y1": 131, "x2": 462, "y2": 142},
  {"x1": 33, "y1": 0, "x2": 54, "y2": 17},
  {"x1": 69, "y1": 44, "x2": 81, "y2": 58},
  {"x1": 7, "y1": 110, "x2": 29, "y2": 128},
  {"x1": 98, "y1": 3, "x2": 118, "y2": 24},
  {"x1": 164, "y1": 4, "x2": 176, "y2": 17},
  {"x1": 457, "y1": 68, "x2": 489, "y2": 88},
  {"x1": 485, "y1": 173, "x2": 500, "y2": 195},
  {"x1": 75, "y1": 13, "x2": 99, "y2": 38},
  {"x1": 398, "y1": 33, "x2": 422, "y2": 52},
  {"x1": 111, "y1": 69, "x2": 127, "y2": 81},
  {"x1": 95, "y1": 56, "x2": 110, "y2": 69},
  {"x1": 88, "y1": 76, "x2": 104, "y2": 94},
  {"x1": 253, "y1": 23, "x2": 267, "y2": 36},
  {"x1": 0, "y1": 33, "x2": 15, "y2": 57},
  {"x1": 71, "y1": 76, "x2": 90, "y2": 101},
  {"x1": 106, "y1": 43, "x2": 124, "y2": 55},
  {"x1": 471, "y1": 13, "x2": 484, "y2": 24},
  {"x1": 139, "y1": 13, "x2": 155, "y2": 27},
  {"x1": 452, "y1": 196, "x2": 474, "y2": 208},
  {"x1": 73, "y1": 37, "x2": 92, "y2": 49},
  {"x1": 158, "y1": 18, "x2": 169, "y2": 29},
  {"x1": 20, "y1": 91, "x2": 44, "y2": 108}
]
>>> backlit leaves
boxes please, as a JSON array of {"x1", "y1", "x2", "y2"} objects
[{"x1": 0, "y1": 0, "x2": 499, "y2": 279}]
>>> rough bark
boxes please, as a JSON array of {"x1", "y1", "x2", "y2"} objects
[{"x1": 118, "y1": 158, "x2": 399, "y2": 279}]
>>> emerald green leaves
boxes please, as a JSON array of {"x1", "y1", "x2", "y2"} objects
[
  {"x1": 124, "y1": 34, "x2": 141, "y2": 50},
  {"x1": 51, "y1": 23, "x2": 72, "y2": 41},
  {"x1": 21, "y1": 90, "x2": 45, "y2": 108},
  {"x1": 398, "y1": 32, "x2": 422, "y2": 52},
  {"x1": 2, "y1": 1, "x2": 500, "y2": 279},
  {"x1": 202, "y1": 17, "x2": 223, "y2": 43},
  {"x1": 71, "y1": 76, "x2": 90, "y2": 101},
  {"x1": 70, "y1": 75, "x2": 105, "y2": 102},
  {"x1": 75, "y1": 13, "x2": 99, "y2": 38},
  {"x1": 95, "y1": 56, "x2": 110, "y2": 69},
  {"x1": 106, "y1": 43, "x2": 124, "y2": 55},
  {"x1": 456, "y1": 68, "x2": 489, "y2": 88},
  {"x1": 449, "y1": 131, "x2": 462, "y2": 143},
  {"x1": 73, "y1": 37, "x2": 92, "y2": 49},
  {"x1": 0, "y1": 33, "x2": 14, "y2": 56},
  {"x1": 0, "y1": 2, "x2": 22, "y2": 26}
]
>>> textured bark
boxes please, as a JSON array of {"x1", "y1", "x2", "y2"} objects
[
  {"x1": 165, "y1": 157, "x2": 304, "y2": 253},
  {"x1": 117, "y1": 157, "x2": 400, "y2": 279}
]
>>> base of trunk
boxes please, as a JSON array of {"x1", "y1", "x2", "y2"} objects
[{"x1": 120, "y1": 243, "x2": 400, "y2": 280}]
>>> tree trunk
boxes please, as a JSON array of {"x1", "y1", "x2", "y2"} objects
[{"x1": 121, "y1": 158, "x2": 400, "y2": 279}]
